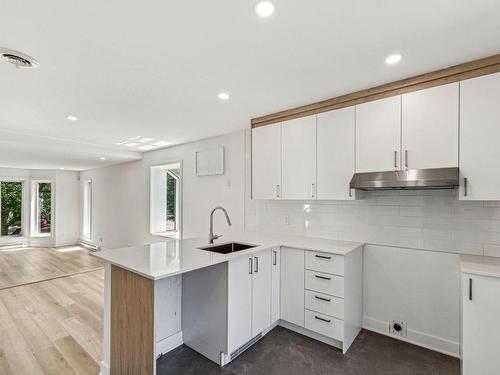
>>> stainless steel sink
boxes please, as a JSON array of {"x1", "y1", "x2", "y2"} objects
[{"x1": 197, "y1": 242, "x2": 257, "y2": 254}]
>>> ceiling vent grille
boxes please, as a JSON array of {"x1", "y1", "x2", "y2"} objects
[{"x1": 0, "y1": 48, "x2": 38, "y2": 68}]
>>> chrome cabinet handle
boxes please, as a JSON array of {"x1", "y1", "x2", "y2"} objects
[
  {"x1": 315, "y1": 295, "x2": 331, "y2": 302},
  {"x1": 394, "y1": 150, "x2": 398, "y2": 169},
  {"x1": 273, "y1": 250, "x2": 277, "y2": 266},
  {"x1": 315, "y1": 254, "x2": 331, "y2": 260},
  {"x1": 315, "y1": 275, "x2": 331, "y2": 281},
  {"x1": 276, "y1": 185, "x2": 280, "y2": 198},
  {"x1": 249, "y1": 258, "x2": 253, "y2": 274},
  {"x1": 254, "y1": 256, "x2": 259, "y2": 273},
  {"x1": 469, "y1": 278, "x2": 472, "y2": 301},
  {"x1": 405, "y1": 150, "x2": 408, "y2": 169},
  {"x1": 315, "y1": 315, "x2": 331, "y2": 323},
  {"x1": 464, "y1": 178, "x2": 468, "y2": 197},
  {"x1": 311, "y1": 183, "x2": 316, "y2": 198}
]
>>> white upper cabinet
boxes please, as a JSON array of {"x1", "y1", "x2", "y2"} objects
[
  {"x1": 282, "y1": 115, "x2": 317, "y2": 200},
  {"x1": 355, "y1": 96, "x2": 401, "y2": 173},
  {"x1": 460, "y1": 72, "x2": 500, "y2": 200},
  {"x1": 402, "y1": 83, "x2": 459, "y2": 169},
  {"x1": 317, "y1": 107, "x2": 356, "y2": 200},
  {"x1": 252, "y1": 123, "x2": 282, "y2": 200}
]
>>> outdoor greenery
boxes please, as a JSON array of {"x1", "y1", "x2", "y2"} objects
[
  {"x1": 0, "y1": 181, "x2": 23, "y2": 236},
  {"x1": 38, "y1": 182, "x2": 52, "y2": 232},
  {"x1": 166, "y1": 168, "x2": 180, "y2": 231}
]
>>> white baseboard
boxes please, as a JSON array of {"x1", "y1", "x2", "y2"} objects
[
  {"x1": 99, "y1": 361, "x2": 110, "y2": 375},
  {"x1": 156, "y1": 331, "x2": 183, "y2": 358},
  {"x1": 363, "y1": 316, "x2": 460, "y2": 358}
]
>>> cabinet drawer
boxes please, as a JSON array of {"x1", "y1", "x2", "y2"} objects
[
  {"x1": 305, "y1": 290, "x2": 344, "y2": 319},
  {"x1": 305, "y1": 270, "x2": 344, "y2": 297},
  {"x1": 305, "y1": 309, "x2": 344, "y2": 341},
  {"x1": 305, "y1": 251, "x2": 344, "y2": 276}
]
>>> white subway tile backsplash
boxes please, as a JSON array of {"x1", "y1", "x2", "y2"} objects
[{"x1": 251, "y1": 190, "x2": 500, "y2": 257}]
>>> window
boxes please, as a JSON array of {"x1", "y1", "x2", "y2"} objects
[
  {"x1": 0, "y1": 181, "x2": 23, "y2": 237},
  {"x1": 82, "y1": 180, "x2": 92, "y2": 239},
  {"x1": 150, "y1": 162, "x2": 182, "y2": 236},
  {"x1": 32, "y1": 181, "x2": 52, "y2": 236}
]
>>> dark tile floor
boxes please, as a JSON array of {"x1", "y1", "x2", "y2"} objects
[{"x1": 157, "y1": 327, "x2": 460, "y2": 375}]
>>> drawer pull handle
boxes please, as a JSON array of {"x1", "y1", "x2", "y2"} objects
[
  {"x1": 315, "y1": 254, "x2": 331, "y2": 260},
  {"x1": 315, "y1": 295, "x2": 331, "y2": 302},
  {"x1": 315, "y1": 275, "x2": 331, "y2": 281},
  {"x1": 315, "y1": 315, "x2": 331, "y2": 323}
]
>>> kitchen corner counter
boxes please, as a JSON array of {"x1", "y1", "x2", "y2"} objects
[
  {"x1": 460, "y1": 255, "x2": 500, "y2": 278},
  {"x1": 91, "y1": 231, "x2": 363, "y2": 280}
]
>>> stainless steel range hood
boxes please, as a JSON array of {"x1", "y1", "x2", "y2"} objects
[{"x1": 349, "y1": 167, "x2": 459, "y2": 191}]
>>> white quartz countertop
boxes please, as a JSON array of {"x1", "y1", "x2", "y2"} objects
[
  {"x1": 91, "y1": 231, "x2": 364, "y2": 280},
  {"x1": 460, "y1": 255, "x2": 500, "y2": 278}
]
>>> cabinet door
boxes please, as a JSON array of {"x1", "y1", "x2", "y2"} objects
[
  {"x1": 252, "y1": 249, "x2": 272, "y2": 336},
  {"x1": 280, "y1": 247, "x2": 305, "y2": 327},
  {"x1": 252, "y1": 123, "x2": 282, "y2": 200},
  {"x1": 356, "y1": 96, "x2": 401, "y2": 173},
  {"x1": 402, "y1": 83, "x2": 458, "y2": 169},
  {"x1": 459, "y1": 72, "x2": 500, "y2": 200},
  {"x1": 317, "y1": 107, "x2": 355, "y2": 200},
  {"x1": 282, "y1": 116, "x2": 317, "y2": 200},
  {"x1": 462, "y1": 274, "x2": 500, "y2": 375},
  {"x1": 227, "y1": 256, "x2": 253, "y2": 353},
  {"x1": 271, "y1": 248, "x2": 281, "y2": 324}
]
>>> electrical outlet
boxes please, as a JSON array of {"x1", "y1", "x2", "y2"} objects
[
  {"x1": 389, "y1": 320, "x2": 407, "y2": 337},
  {"x1": 284, "y1": 215, "x2": 290, "y2": 225}
]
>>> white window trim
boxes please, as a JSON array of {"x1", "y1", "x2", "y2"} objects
[
  {"x1": 81, "y1": 179, "x2": 93, "y2": 241},
  {"x1": 31, "y1": 180, "x2": 54, "y2": 238},
  {"x1": 150, "y1": 161, "x2": 182, "y2": 238},
  {"x1": 0, "y1": 178, "x2": 27, "y2": 243}
]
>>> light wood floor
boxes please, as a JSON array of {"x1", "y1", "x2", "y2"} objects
[
  {"x1": 0, "y1": 269, "x2": 104, "y2": 374},
  {"x1": 0, "y1": 246, "x2": 103, "y2": 290}
]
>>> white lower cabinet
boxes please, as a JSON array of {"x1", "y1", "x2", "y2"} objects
[
  {"x1": 271, "y1": 248, "x2": 281, "y2": 324},
  {"x1": 280, "y1": 248, "x2": 363, "y2": 354},
  {"x1": 462, "y1": 273, "x2": 500, "y2": 374},
  {"x1": 227, "y1": 249, "x2": 272, "y2": 356},
  {"x1": 305, "y1": 310, "x2": 344, "y2": 342},
  {"x1": 280, "y1": 247, "x2": 305, "y2": 327},
  {"x1": 252, "y1": 249, "x2": 272, "y2": 337}
]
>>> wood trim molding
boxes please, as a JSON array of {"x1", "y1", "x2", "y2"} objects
[{"x1": 251, "y1": 53, "x2": 500, "y2": 127}]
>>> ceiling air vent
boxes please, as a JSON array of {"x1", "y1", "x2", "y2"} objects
[{"x1": 0, "y1": 48, "x2": 39, "y2": 68}]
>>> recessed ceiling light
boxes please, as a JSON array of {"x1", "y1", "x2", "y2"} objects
[
  {"x1": 255, "y1": 1, "x2": 275, "y2": 17},
  {"x1": 385, "y1": 54, "x2": 402, "y2": 65},
  {"x1": 67, "y1": 115, "x2": 78, "y2": 121},
  {"x1": 100, "y1": 157, "x2": 106, "y2": 161},
  {"x1": 218, "y1": 92, "x2": 230, "y2": 101}
]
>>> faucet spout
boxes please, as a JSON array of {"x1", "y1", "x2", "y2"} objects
[{"x1": 209, "y1": 206, "x2": 232, "y2": 244}]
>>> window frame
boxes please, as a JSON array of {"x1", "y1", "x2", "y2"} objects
[
  {"x1": 81, "y1": 179, "x2": 93, "y2": 241},
  {"x1": 31, "y1": 180, "x2": 54, "y2": 237},
  {"x1": 0, "y1": 179, "x2": 26, "y2": 239},
  {"x1": 150, "y1": 161, "x2": 182, "y2": 238}
]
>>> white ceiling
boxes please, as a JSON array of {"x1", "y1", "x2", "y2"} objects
[{"x1": 1, "y1": 0, "x2": 500, "y2": 170}]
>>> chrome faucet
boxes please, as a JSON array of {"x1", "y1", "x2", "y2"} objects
[{"x1": 209, "y1": 206, "x2": 232, "y2": 244}]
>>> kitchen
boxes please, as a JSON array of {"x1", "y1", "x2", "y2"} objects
[{"x1": 1, "y1": 1, "x2": 500, "y2": 375}]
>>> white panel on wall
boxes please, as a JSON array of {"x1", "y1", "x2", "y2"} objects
[
  {"x1": 196, "y1": 147, "x2": 224, "y2": 176},
  {"x1": 363, "y1": 244, "x2": 460, "y2": 356}
]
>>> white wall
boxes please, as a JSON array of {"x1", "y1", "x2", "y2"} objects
[
  {"x1": 0, "y1": 167, "x2": 80, "y2": 247},
  {"x1": 80, "y1": 130, "x2": 246, "y2": 249}
]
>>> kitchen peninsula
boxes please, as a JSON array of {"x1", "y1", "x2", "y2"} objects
[{"x1": 93, "y1": 231, "x2": 364, "y2": 375}]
